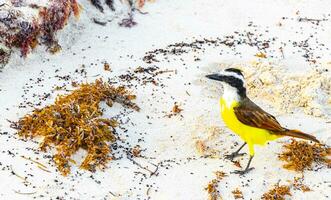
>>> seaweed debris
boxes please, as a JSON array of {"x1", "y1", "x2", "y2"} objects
[
  {"x1": 205, "y1": 179, "x2": 222, "y2": 200},
  {"x1": 205, "y1": 171, "x2": 227, "y2": 200},
  {"x1": 278, "y1": 139, "x2": 331, "y2": 172},
  {"x1": 232, "y1": 188, "x2": 244, "y2": 199},
  {"x1": 12, "y1": 79, "x2": 139, "y2": 175},
  {"x1": 262, "y1": 176, "x2": 312, "y2": 200},
  {"x1": 0, "y1": 0, "x2": 80, "y2": 57},
  {"x1": 165, "y1": 102, "x2": 183, "y2": 118},
  {"x1": 261, "y1": 184, "x2": 291, "y2": 200},
  {"x1": 292, "y1": 176, "x2": 311, "y2": 192}
]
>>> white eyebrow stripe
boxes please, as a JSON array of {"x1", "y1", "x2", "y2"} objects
[{"x1": 219, "y1": 71, "x2": 244, "y2": 82}]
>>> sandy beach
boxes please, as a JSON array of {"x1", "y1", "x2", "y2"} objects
[{"x1": 0, "y1": 0, "x2": 330, "y2": 199}]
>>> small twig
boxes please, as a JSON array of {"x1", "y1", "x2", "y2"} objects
[
  {"x1": 298, "y1": 17, "x2": 328, "y2": 22},
  {"x1": 246, "y1": 32, "x2": 261, "y2": 51},
  {"x1": 7, "y1": 119, "x2": 20, "y2": 130},
  {"x1": 93, "y1": 18, "x2": 107, "y2": 26},
  {"x1": 135, "y1": 8, "x2": 148, "y2": 15},
  {"x1": 279, "y1": 46, "x2": 285, "y2": 59},
  {"x1": 146, "y1": 187, "x2": 151, "y2": 196},
  {"x1": 10, "y1": 166, "x2": 29, "y2": 184},
  {"x1": 155, "y1": 69, "x2": 176, "y2": 75},
  {"x1": 37, "y1": 165, "x2": 51, "y2": 173},
  {"x1": 21, "y1": 156, "x2": 48, "y2": 169},
  {"x1": 246, "y1": 32, "x2": 253, "y2": 47},
  {"x1": 109, "y1": 191, "x2": 116, "y2": 197},
  {"x1": 148, "y1": 161, "x2": 160, "y2": 177},
  {"x1": 127, "y1": 154, "x2": 159, "y2": 177},
  {"x1": 13, "y1": 190, "x2": 36, "y2": 195},
  {"x1": 127, "y1": 156, "x2": 154, "y2": 175}
]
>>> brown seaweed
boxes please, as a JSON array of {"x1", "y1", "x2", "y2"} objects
[
  {"x1": 14, "y1": 79, "x2": 139, "y2": 175},
  {"x1": 261, "y1": 184, "x2": 291, "y2": 200},
  {"x1": 279, "y1": 139, "x2": 330, "y2": 171}
]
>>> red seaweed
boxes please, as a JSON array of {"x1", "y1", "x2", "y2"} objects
[{"x1": 0, "y1": 0, "x2": 80, "y2": 59}]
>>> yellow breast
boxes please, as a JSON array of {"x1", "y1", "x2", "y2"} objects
[{"x1": 220, "y1": 98, "x2": 280, "y2": 152}]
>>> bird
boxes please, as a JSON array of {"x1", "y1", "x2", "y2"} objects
[{"x1": 206, "y1": 68, "x2": 320, "y2": 175}]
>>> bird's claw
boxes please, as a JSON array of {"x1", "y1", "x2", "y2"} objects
[
  {"x1": 225, "y1": 152, "x2": 246, "y2": 161},
  {"x1": 231, "y1": 167, "x2": 254, "y2": 175}
]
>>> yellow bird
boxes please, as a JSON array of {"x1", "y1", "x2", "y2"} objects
[{"x1": 206, "y1": 68, "x2": 319, "y2": 175}]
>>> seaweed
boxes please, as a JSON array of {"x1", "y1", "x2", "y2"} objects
[
  {"x1": 278, "y1": 139, "x2": 330, "y2": 171},
  {"x1": 205, "y1": 171, "x2": 227, "y2": 200},
  {"x1": 0, "y1": 0, "x2": 80, "y2": 57},
  {"x1": 232, "y1": 188, "x2": 243, "y2": 199},
  {"x1": 39, "y1": 0, "x2": 80, "y2": 49},
  {"x1": 205, "y1": 179, "x2": 222, "y2": 200},
  {"x1": 118, "y1": 13, "x2": 137, "y2": 28},
  {"x1": 104, "y1": 62, "x2": 111, "y2": 71},
  {"x1": 261, "y1": 184, "x2": 291, "y2": 200},
  {"x1": 13, "y1": 79, "x2": 139, "y2": 175},
  {"x1": 165, "y1": 102, "x2": 183, "y2": 118},
  {"x1": 292, "y1": 176, "x2": 311, "y2": 192}
]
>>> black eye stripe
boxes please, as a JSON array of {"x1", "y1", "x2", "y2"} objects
[
  {"x1": 220, "y1": 75, "x2": 246, "y2": 97},
  {"x1": 225, "y1": 68, "x2": 244, "y2": 77},
  {"x1": 219, "y1": 75, "x2": 243, "y2": 85}
]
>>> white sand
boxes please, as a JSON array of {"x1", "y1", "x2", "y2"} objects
[{"x1": 0, "y1": 0, "x2": 330, "y2": 199}]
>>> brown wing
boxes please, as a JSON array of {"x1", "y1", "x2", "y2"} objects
[{"x1": 233, "y1": 98, "x2": 285, "y2": 132}]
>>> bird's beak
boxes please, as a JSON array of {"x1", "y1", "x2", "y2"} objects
[{"x1": 206, "y1": 73, "x2": 223, "y2": 81}]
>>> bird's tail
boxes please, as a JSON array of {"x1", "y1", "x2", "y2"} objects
[{"x1": 280, "y1": 129, "x2": 320, "y2": 143}]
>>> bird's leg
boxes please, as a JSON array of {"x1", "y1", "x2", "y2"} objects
[
  {"x1": 232, "y1": 155, "x2": 255, "y2": 175},
  {"x1": 225, "y1": 142, "x2": 246, "y2": 161}
]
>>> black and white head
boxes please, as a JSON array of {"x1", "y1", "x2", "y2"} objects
[{"x1": 206, "y1": 68, "x2": 246, "y2": 100}]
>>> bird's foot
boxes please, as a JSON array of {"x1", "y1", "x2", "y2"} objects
[
  {"x1": 231, "y1": 167, "x2": 254, "y2": 175},
  {"x1": 225, "y1": 152, "x2": 246, "y2": 161}
]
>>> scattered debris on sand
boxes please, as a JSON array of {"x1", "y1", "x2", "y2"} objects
[
  {"x1": 232, "y1": 188, "x2": 244, "y2": 199},
  {"x1": 278, "y1": 139, "x2": 330, "y2": 172},
  {"x1": 205, "y1": 171, "x2": 227, "y2": 200},
  {"x1": 104, "y1": 62, "x2": 111, "y2": 71},
  {"x1": 261, "y1": 184, "x2": 291, "y2": 200},
  {"x1": 205, "y1": 179, "x2": 222, "y2": 200},
  {"x1": 195, "y1": 140, "x2": 207, "y2": 155},
  {"x1": 292, "y1": 176, "x2": 311, "y2": 192},
  {"x1": 165, "y1": 102, "x2": 183, "y2": 118},
  {"x1": 11, "y1": 79, "x2": 139, "y2": 175},
  {"x1": 262, "y1": 176, "x2": 313, "y2": 200},
  {"x1": 214, "y1": 171, "x2": 227, "y2": 180}
]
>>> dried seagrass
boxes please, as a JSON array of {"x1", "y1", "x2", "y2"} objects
[
  {"x1": 14, "y1": 79, "x2": 139, "y2": 175},
  {"x1": 279, "y1": 139, "x2": 330, "y2": 172},
  {"x1": 261, "y1": 184, "x2": 291, "y2": 200}
]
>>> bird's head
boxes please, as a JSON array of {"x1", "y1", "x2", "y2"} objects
[{"x1": 206, "y1": 68, "x2": 246, "y2": 98}]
